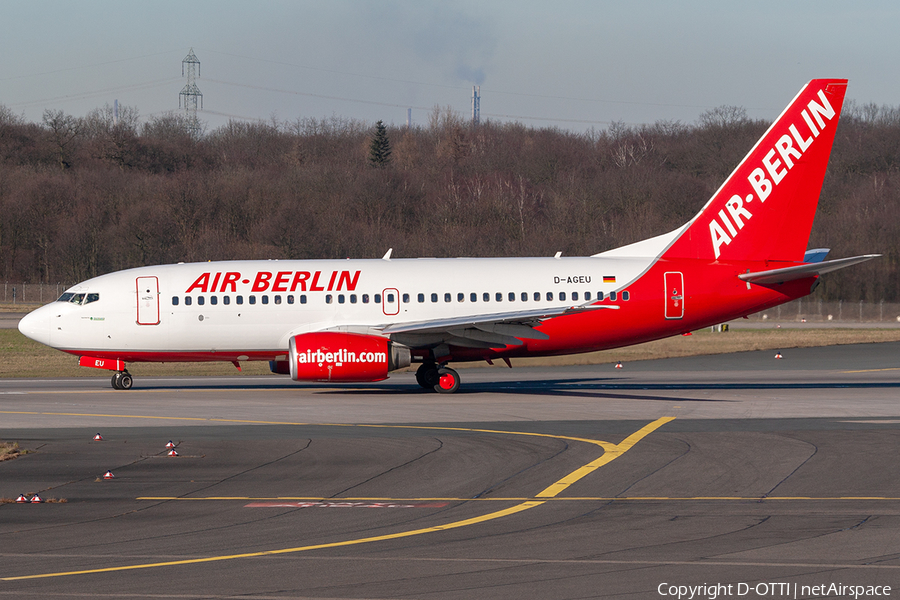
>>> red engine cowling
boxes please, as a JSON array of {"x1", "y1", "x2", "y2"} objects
[{"x1": 289, "y1": 332, "x2": 410, "y2": 382}]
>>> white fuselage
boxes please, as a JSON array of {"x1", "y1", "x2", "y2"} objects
[{"x1": 20, "y1": 256, "x2": 651, "y2": 359}]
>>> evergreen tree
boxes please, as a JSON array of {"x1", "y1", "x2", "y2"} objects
[{"x1": 368, "y1": 120, "x2": 392, "y2": 167}]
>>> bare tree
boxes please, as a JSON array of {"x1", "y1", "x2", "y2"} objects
[{"x1": 42, "y1": 109, "x2": 81, "y2": 169}]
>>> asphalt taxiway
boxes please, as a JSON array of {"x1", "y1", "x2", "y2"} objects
[{"x1": 2, "y1": 343, "x2": 900, "y2": 598}]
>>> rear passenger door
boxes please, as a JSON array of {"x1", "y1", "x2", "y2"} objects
[{"x1": 664, "y1": 272, "x2": 684, "y2": 320}]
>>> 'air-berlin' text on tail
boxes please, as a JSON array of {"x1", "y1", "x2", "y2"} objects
[{"x1": 663, "y1": 79, "x2": 848, "y2": 263}]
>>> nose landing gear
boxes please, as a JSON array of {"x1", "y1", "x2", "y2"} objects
[{"x1": 111, "y1": 371, "x2": 133, "y2": 390}]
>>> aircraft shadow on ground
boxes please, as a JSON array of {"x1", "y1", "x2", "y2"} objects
[{"x1": 137, "y1": 377, "x2": 900, "y2": 403}]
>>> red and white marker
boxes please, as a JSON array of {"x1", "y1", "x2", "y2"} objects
[
  {"x1": 93, "y1": 433, "x2": 103, "y2": 441},
  {"x1": 615, "y1": 362, "x2": 623, "y2": 369},
  {"x1": 165, "y1": 441, "x2": 175, "y2": 449},
  {"x1": 30, "y1": 494, "x2": 43, "y2": 503},
  {"x1": 775, "y1": 351, "x2": 783, "y2": 359},
  {"x1": 167, "y1": 449, "x2": 179, "y2": 457},
  {"x1": 103, "y1": 470, "x2": 115, "y2": 479},
  {"x1": 16, "y1": 494, "x2": 27, "y2": 503}
]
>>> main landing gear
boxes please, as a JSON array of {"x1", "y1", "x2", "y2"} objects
[
  {"x1": 415, "y1": 362, "x2": 460, "y2": 394},
  {"x1": 111, "y1": 371, "x2": 133, "y2": 390}
]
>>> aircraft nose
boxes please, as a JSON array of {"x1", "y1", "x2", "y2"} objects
[{"x1": 18, "y1": 307, "x2": 52, "y2": 347}]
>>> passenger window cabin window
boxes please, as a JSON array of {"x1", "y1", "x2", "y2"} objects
[
  {"x1": 287, "y1": 295, "x2": 294, "y2": 304},
  {"x1": 470, "y1": 292, "x2": 477, "y2": 302},
  {"x1": 508, "y1": 292, "x2": 515, "y2": 302},
  {"x1": 622, "y1": 291, "x2": 630, "y2": 301},
  {"x1": 262, "y1": 295, "x2": 269, "y2": 305},
  {"x1": 362, "y1": 294, "x2": 369, "y2": 304},
  {"x1": 338, "y1": 294, "x2": 345, "y2": 304},
  {"x1": 560, "y1": 292, "x2": 566, "y2": 301},
  {"x1": 598, "y1": 291, "x2": 604, "y2": 301},
  {"x1": 224, "y1": 296, "x2": 231, "y2": 305},
  {"x1": 521, "y1": 292, "x2": 527, "y2": 302},
  {"x1": 546, "y1": 292, "x2": 553, "y2": 301},
  {"x1": 326, "y1": 295, "x2": 333, "y2": 304},
  {"x1": 402, "y1": 293, "x2": 409, "y2": 303},
  {"x1": 387, "y1": 293, "x2": 395, "y2": 303},
  {"x1": 249, "y1": 296, "x2": 256, "y2": 305},
  {"x1": 172, "y1": 296, "x2": 179, "y2": 306},
  {"x1": 236, "y1": 295, "x2": 244, "y2": 305},
  {"x1": 274, "y1": 295, "x2": 282, "y2": 304},
  {"x1": 483, "y1": 292, "x2": 490, "y2": 302},
  {"x1": 210, "y1": 296, "x2": 218, "y2": 305},
  {"x1": 572, "y1": 292, "x2": 579, "y2": 301},
  {"x1": 534, "y1": 292, "x2": 541, "y2": 301},
  {"x1": 185, "y1": 296, "x2": 192, "y2": 306},
  {"x1": 350, "y1": 294, "x2": 357, "y2": 304},
  {"x1": 610, "y1": 291, "x2": 617, "y2": 301},
  {"x1": 585, "y1": 291, "x2": 591, "y2": 301},
  {"x1": 444, "y1": 293, "x2": 451, "y2": 303},
  {"x1": 457, "y1": 293, "x2": 465, "y2": 302},
  {"x1": 431, "y1": 293, "x2": 438, "y2": 303},
  {"x1": 495, "y1": 292, "x2": 502, "y2": 302},
  {"x1": 375, "y1": 294, "x2": 382, "y2": 303},
  {"x1": 418, "y1": 293, "x2": 425, "y2": 303},
  {"x1": 300, "y1": 295, "x2": 307, "y2": 304},
  {"x1": 198, "y1": 296, "x2": 205, "y2": 306}
]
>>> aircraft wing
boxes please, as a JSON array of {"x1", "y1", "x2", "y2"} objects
[
  {"x1": 376, "y1": 304, "x2": 619, "y2": 349},
  {"x1": 739, "y1": 255, "x2": 880, "y2": 285}
]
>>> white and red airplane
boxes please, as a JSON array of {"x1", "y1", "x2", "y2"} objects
[{"x1": 19, "y1": 79, "x2": 877, "y2": 392}]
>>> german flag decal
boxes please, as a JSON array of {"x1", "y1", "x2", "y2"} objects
[{"x1": 603, "y1": 276, "x2": 616, "y2": 283}]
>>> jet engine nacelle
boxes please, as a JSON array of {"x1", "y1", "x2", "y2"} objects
[{"x1": 289, "y1": 332, "x2": 410, "y2": 382}]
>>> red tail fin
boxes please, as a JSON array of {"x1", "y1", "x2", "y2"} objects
[{"x1": 663, "y1": 79, "x2": 847, "y2": 262}]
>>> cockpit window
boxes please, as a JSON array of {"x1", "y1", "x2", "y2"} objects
[{"x1": 56, "y1": 292, "x2": 99, "y2": 305}]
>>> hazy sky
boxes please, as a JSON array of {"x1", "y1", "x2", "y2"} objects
[{"x1": 2, "y1": 1, "x2": 898, "y2": 133}]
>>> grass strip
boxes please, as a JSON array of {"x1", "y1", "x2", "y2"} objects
[{"x1": 3, "y1": 328, "x2": 900, "y2": 378}]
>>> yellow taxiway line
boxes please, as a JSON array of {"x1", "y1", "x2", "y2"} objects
[
  {"x1": 1, "y1": 416, "x2": 674, "y2": 581},
  {"x1": 135, "y1": 495, "x2": 900, "y2": 502}
]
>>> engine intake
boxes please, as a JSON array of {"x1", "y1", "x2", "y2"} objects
[{"x1": 288, "y1": 332, "x2": 410, "y2": 382}]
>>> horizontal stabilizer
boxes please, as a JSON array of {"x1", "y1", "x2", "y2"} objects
[{"x1": 739, "y1": 255, "x2": 880, "y2": 285}]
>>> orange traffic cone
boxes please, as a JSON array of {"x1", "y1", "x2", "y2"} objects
[{"x1": 103, "y1": 470, "x2": 115, "y2": 479}]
